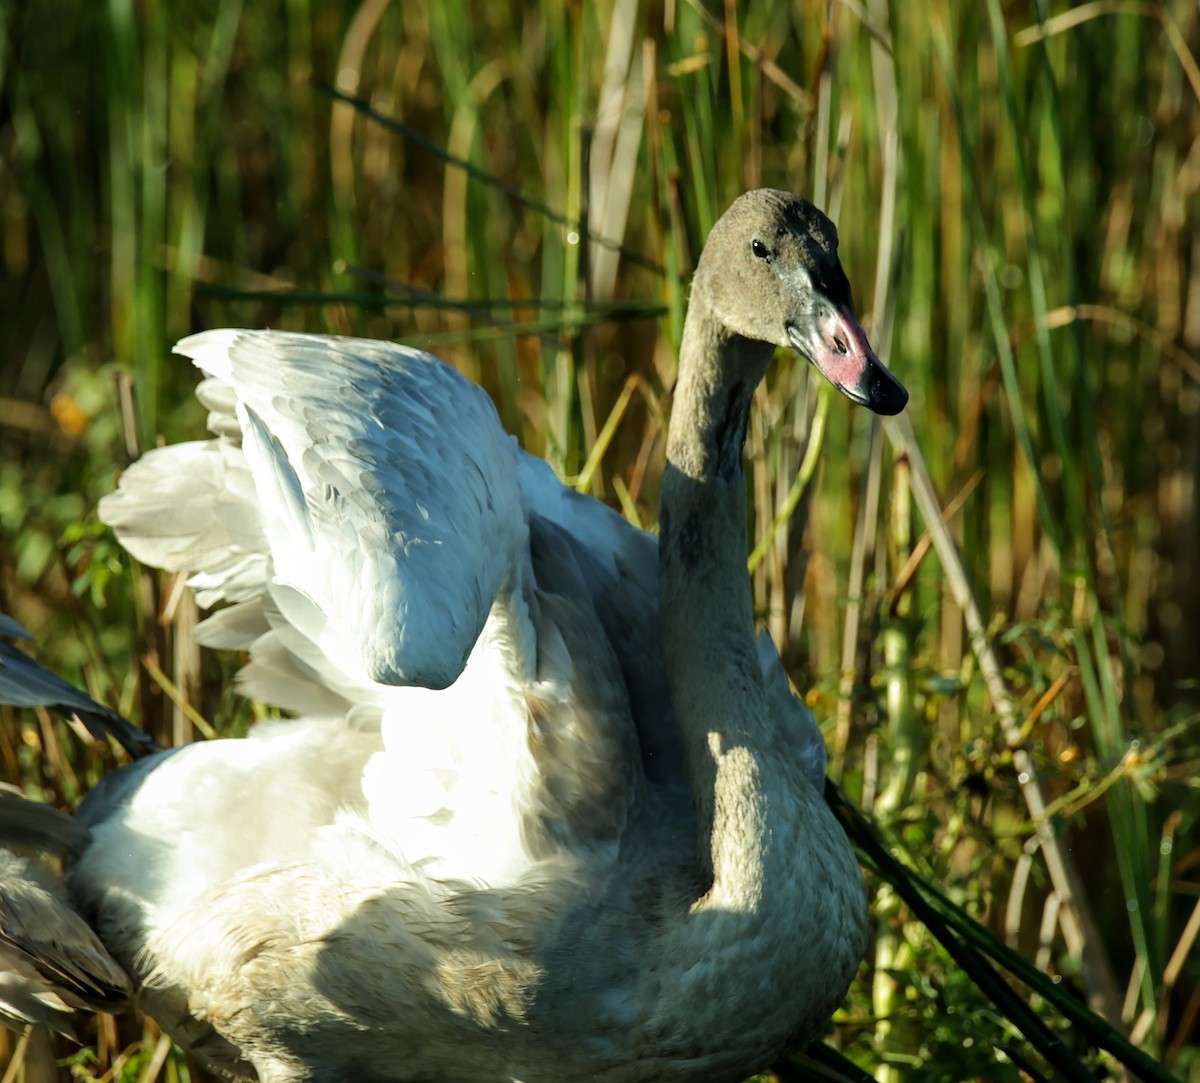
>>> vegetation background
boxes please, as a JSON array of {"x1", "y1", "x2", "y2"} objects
[{"x1": 0, "y1": 0, "x2": 1197, "y2": 1080}]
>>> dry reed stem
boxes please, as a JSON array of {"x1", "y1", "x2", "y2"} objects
[
  {"x1": 680, "y1": 0, "x2": 813, "y2": 109},
  {"x1": 0, "y1": 1027, "x2": 28, "y2": 1083},
  {"x1": 1015, "y1": 1, "x2": 1200, "y2": 106},
  {"x1": 884, "y1": 411, "x2": 1124, "y2": 1022},
  {"x1": 887, "y1": 467, "x2": 983, "y2": 612},
  {"x1": 136, "y1": 1031, "x2": 174, "y2": 1083},
  {"x1": 1130, "y1": 892, "x2": 1200, "y2": 1048},
  {"x1": 1032, "y1": 303, "x2": 1200, "y2": 385}
]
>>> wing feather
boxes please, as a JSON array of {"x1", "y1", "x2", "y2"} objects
[
  {"x1": 0, "y1": 618, "x2": 156, "y2": 759},
  {"x1": 148, "y1": 331, "x2": 528, "y2": 692}
]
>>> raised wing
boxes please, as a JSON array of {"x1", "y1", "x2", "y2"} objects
[{"x1": 107, "y1": 331, "x2": 527, "y2": 693}]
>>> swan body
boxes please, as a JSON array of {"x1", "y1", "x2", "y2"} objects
[{"x1": 7, "y1": 190, "x2": 907, "y2": 1081}]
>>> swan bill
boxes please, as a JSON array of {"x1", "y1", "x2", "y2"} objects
[{"x1": 788, "y1": 300, "x2": 909, "y2": 416}]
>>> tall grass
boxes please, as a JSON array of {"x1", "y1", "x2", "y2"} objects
[{"x1": 1, "y1": 1, "x2": 1198, "y2": 1080}]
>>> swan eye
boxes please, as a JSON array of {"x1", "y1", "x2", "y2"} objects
[{"x1": 751, "y1": 239, "x2": 771, "y2": 262}]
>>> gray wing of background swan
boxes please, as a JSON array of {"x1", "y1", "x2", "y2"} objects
[
  {"x1": 0, "y1": 614, "x2": 158, "y2": 759},
  {"x1": 0, "y1": 788, "x2": 131, "y2": 1035}
]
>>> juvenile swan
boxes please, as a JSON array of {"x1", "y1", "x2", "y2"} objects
[{"x1": 22, "y1": 191, "x2": 907, "y2": 1082}]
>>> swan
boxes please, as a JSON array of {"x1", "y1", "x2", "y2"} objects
[{"x1": 2, "y1": 189, "x2": 906, "y2": 1082}]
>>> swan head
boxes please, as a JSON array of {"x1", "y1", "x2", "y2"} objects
[{"x1": 695, "y1": 189, "x2": 908, "y2": 416}]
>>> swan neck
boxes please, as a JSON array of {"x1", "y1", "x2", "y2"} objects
[
  {"x1": 659, "y1": 298, "x2": 776, "y2": 888},
  {"x1": 666, "y1": 302, "x2": 773, "y2": 482}
]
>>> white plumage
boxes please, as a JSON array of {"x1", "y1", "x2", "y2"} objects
[{"x1": 2, "y1": 189, "x2": 909, "y2": 1082}]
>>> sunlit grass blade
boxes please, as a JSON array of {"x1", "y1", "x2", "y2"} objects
[{"x1": 830, "y1": 781, "x2": 1181, "y2": 1083}]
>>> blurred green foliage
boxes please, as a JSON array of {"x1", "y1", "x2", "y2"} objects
[{"x1": 1, "y1": 0, "x2": 1198, "y2": 1079}]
